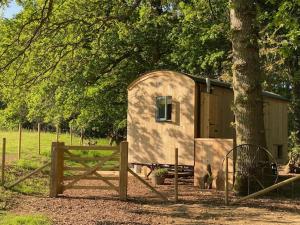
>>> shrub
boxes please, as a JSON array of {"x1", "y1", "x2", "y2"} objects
[{"x1": 153, "y1": 168, "x2": 168, "y2": 177}]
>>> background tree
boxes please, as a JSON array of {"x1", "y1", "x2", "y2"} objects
[{"x1": 0, "y1": 0, "x2": 230, "y2": 138}]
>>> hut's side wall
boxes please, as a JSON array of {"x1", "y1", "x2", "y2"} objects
[
  {"x1": 198, "y1": 86, "x2": 288, "y2": 164},
  {"x1": 127, "y1": 71, "x2": 195, "y2": 165},
  {"x1": 264, "y1": 98, "x2": 289, "y2": 164}
]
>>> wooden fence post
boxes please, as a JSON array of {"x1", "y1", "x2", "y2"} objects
[
  {"x1": 70, "y1": 125, "x2": 73, "y2": 145},
  {"x1": 18, "y1": 123, "x2": 22, "y2": 160},
  {"x1": 225, "y1": 156, "x2": 229, "y2": 205},
  {"x1": 50, "y1": 142, "x2": 65, "y2": 197},
  {"x1": 119, "y1": 141, "x2": 128, "y2": 201},
  {"x1": 56, "y1": 125, "x2": 59, "y2": 142},
  {"x1": 38, "y1": 123, "x2": 41, "y2": 155},
  {"x1": 175, "y1": 148, "x2": 178, "y2": 202},
  {"x1": 1, "y1": 138, "x2": 6, "y2": 185},
  {"x1": 80, "y1": 128, "x2": 83, "y2": 146}
]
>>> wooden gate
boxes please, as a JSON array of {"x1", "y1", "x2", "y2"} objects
[{"x1": 50, "y1": 141, "x2": 128, "y2": 200}]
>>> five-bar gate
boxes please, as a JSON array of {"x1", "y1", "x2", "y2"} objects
[{"x1": 50, "y1": 141, "x2": 128, "y2": 200}]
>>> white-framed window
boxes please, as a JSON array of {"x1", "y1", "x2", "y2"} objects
[{"x1": 156, "y1": 96, "x2": 172, "y2": 122}]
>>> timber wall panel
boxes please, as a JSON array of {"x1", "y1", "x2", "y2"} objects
[
  {"x1": 127, "y1": 71, "x2": 195, "y2": 165},
  {"x1": 194, "y1": 138, "x2": 233, "y2": 189},
  {"x1": 264, "y1": 98, "x2": 289, "y2": 163}
]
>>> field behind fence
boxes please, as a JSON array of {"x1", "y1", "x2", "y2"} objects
[{"x1": 0, "y1": 129, "x2": 109, "y2": 164}]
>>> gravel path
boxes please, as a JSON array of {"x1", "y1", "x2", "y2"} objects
[{"x1": 10, "y1": 177, "x2": 300, "y2": 225}]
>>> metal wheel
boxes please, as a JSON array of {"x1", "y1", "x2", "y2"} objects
[{"x1": 222, "y1": 144, "x2": 278, "y2": 193}]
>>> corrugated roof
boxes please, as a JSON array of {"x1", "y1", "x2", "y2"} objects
[{"x1": 183, "y1": 73, "x2": 289, "y2": 102}]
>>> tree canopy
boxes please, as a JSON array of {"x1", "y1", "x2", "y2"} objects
[{"x1": 0, "y1": 0, "x2": 298, "y2": 142}]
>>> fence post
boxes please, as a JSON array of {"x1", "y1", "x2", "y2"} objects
[
  {"x1": 50, "y1": 142, "x2": 65, "y2": 197},
  {"x1": 70, "y1": 125, "x2": 73, "y2": 145},
  {"x1": 225, "y1": 156, "x2": 229, "y2": 205},
  {"x1": 119, "y1": 141, "x2": 128, "y2": 201},
  {"x1": 18, "y1": 123, "x2": 22, "y2": 159},
  {"x1": 38, "y1": 123, "x2": 41, "y2": 155},
  {"x1": 80, "y1": 128, "x2": 83, "y2": 146},
  {"x1": 56, "y1": 125, "x2": 59, "y2": 142},
  {"x1": 175, "y1": 148, "x2": 178, "y2": 202},
  {"x1": 1, "y1": 138, "x2": 6, "y2": 185}
]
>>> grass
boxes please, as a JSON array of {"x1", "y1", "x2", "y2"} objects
[
  {"x1": 0, "y1": 129, "x2": 115, "y2": 169},
  {"x1": 0, "y1": 213, "x2": 51, "y2": 225},
  {"x1": 0, "y1": 129, "x2": 109, "y2": 158}
]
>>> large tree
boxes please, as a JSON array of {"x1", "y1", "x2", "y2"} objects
[
  {"x1": 230, "y1": 0, "x2": 266, "y2": 147},
  {"x1": 230, "y1": 0, "x2": 268, "y2": 194}
]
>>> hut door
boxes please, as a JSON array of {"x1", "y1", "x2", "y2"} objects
[
  {"x1": 200, "y1": 92, "x2": 220, "y2": 138},
  {"x1": 208, "y1": 94, "x2": 220, "y2": 138}
]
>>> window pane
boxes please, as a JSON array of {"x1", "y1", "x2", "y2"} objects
[
  {"x1": 166, "y1": 96, "x2": 172, "y2": 120},
  {"x1": 166, "y1": 103, "x2": 172, "y2": 120},
  {"x1": 156, "y1": 97, "x2": 166, "y2": 120}
]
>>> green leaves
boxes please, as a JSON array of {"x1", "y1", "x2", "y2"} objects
[{"x1": 4, "y1": 0, "x2": 291, "y2": 137}]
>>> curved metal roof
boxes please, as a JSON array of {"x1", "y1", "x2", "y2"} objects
[{"x1": 129, "y1": 70, "x2": 289, "y2": 102}]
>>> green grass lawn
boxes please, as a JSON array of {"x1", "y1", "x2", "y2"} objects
[
  {"x1": 0, "y1": 213, "x2": 51, "y2": 225},
  {"x1": 0, "y1": 129, "x2": 110, "y2": 158}
]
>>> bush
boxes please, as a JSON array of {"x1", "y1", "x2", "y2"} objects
[{"x1": 153, "y1": 168, "x2": 168, "y2": 177}]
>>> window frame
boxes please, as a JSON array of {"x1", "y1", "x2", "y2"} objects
[{"x1": 155, "y1": 96, "x2": 172, "y2": 122}]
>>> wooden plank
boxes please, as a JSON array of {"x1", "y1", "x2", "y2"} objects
[
  {"x1": 50, "y1": 143, "x2": 58, "y2": 197},
  {"x1": 64, "y1": 166, "x2": 120, "y2": 171},
  {"x1": 1, "y1": 138, "x2": 6, "y2": 185},
  {"x1": 174, "y1": 148, "x2": 178, "y2": 202},
  {"x1": 64, "y1": 185, "x2": 118, "y2": 190},
  {"x1": 233, "y1": 175, "x2": 300, "y2": 205},
  {"x1": 64, "y1": 166, "x2": 89, "y2": 171},
  {"x1": 64, "y1": 156, "x2": 120, "y2": 162},
  {"x1": 105, "y1": 165, "x2": 120, "y2": 171},
  {"x1": 200, "y1": 93, "x2": 210, "y2": 138},
  {"x1": 63, "y1": 176, "x2": 118, "y2": 181},
  {"x1": 66, "y1": 145, "x2": 119, "y2": 151},
  {"x1": 18, "y1": 123, "x2": 22, "y2": 160},
  {"x1": 225, "y1": 156, "x2": 229, "y2": 205},
  {"x1": 49, "y1": 142, "x2": 65, "y2": 197},
  {"x1": 128, "y1": 168, "x2": 168, "y2": 201},
  {"x1": 7, "y1": 162, "x2": 51, "y2": 189},
  {"x1": 119, "y1": 142, "x2": 128, "y2": 201},
  {"x1": 57, "y1": 143, "x2": 64, "y2": 194}
]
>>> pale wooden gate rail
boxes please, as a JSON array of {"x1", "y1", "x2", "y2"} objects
[{"x1": 50, "y1": 141, "x2": 128, "y2": 200}]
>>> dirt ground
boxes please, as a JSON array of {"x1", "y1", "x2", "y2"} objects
[{"x1": 7, "y1": 175, "x2": 300, "y2": 225}]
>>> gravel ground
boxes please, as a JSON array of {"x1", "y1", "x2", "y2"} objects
[{"x1": 9, "y1": 176, "x2": 300, "y2": 225}]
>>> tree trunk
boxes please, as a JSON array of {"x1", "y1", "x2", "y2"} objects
[
  {"x1": 294, "y1": 80, "x2": 300, "y2": 141},
  {"x1": 291, "y1": 53, "x2": 300, "y2": 143},
  {"x1": 230, "y1": 0, "x2": 268, "y2": 194}
]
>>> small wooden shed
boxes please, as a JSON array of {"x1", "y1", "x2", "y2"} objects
[{"x1": 127, "y1": 70, "x2": 289, "y2": 187}]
